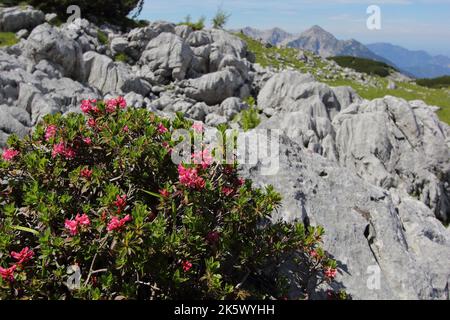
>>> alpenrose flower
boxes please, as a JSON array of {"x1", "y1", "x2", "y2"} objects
[
  {"x1": 45, "y1": 125, "x2": 57, "y2": 141},
  {"x1": 178, "y1": 164, "x2": 205, "y2": 189},
  {"x1": 221, "y1": 186, "x2": 234, "y2": 197},
  {"x1": 1, "y1": 148, "x2": 19, "y2": 162},
  {"x1": 192, "y1": 149, "x2": 214, "y2": 169},
  {"x1": 75, "y1": 213, "x2": 91, "y2": 227},
  {"x1": 157, "y1": 123, "x2": 168, "y2": 134},
  {"x1": 324, "y1": 267, "x2": 337, "y2": 279},
  {"x1": 80, "y1": 99, "x2": 97, "y2": 114},
  {"x1": 0, "y1": 265, "x2": 16, "y2": 282},
  {"x1": 80, "y1": 167, "x2": 93, "y2": 179},
  {"x1": 181, "y1": 261, "x2": 193, "y2": 272},
  {"x1": 114, "y1": 195, "x2": 127, "y2": 212},
  {"x1": 191, "y1": 122, "x2": 204, "y2": 134},
  {"x1": 64, "y1": 214, "x2": 90, "y2": 236},
  {"x1": 107, "y1": 215, "x2": 132, "y2": 232},
  {"x1": 159, "y1": 189, "x2": 170, "y2": 198},
  {"x1": 52, "y1": 142, "x2": 76, "y2": 159},
  {"x1": 11, "y1": 247, "x2": 34, "y2": 265}
]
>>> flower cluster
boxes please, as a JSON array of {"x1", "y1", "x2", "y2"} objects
[
  {"x1": 0, "y1": 247, "x2": 34, "y2": 282},
  {"x1": 1, "y1": 148, "x2": 19, "y2": 162},
  {"x1": 65, "y1": 214, "x2": 91, "y2": 236},
  {"x1": 178, "y1": 164, "x2": 206, "y2": 189},
  {"x1": 105, "y1": 97, "x2": 127, "y2": 113},
  {"x1": 107, "y1": 215, "x2": 132, "y2": 232},
  {"x1": 52, "y1": 142, "x2": 76, "y2": 159}
]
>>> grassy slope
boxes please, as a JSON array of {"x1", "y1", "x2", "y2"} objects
[{"x1": 236, "y1": 33, "x2": 450, "y2": 125}]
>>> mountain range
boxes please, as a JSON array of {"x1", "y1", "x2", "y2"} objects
[
  {"x1": 237, "y1": 26, "x2": 450, "y2": 79},
  {"x1": 366, "y1": 43, "x2": 450, "y2": 79}
]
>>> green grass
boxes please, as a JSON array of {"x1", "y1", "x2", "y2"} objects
[
  {"x1": 97, "y1": 30, "x2": 109, "y2": 46},
  {"x1": 0, "y1": 32, "x2": 18, "y2": 47},
  {"x1": 328, "y1": 56, "x2": 396, "y2": 77},
  {"x1": 416, "y1": 76, "x2": 450, "y2": 89},
  {"x1": 114, "y1": 53, "x2": 129, "y2": 63},
  {"x1": 324, "y1": 78, "x2": 450, "y2": 124},
  {"x1": 236, "y1": 32, "x2": 450, "y2": 125}
]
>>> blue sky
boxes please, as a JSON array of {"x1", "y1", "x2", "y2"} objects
[{"x1": 139, "y1": 0, "x2": 450, "y2": 56}]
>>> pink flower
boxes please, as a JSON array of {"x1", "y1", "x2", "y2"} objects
[
  {"x1": 0, "y1": 265, "x2": 16, "y2": 282},
  {"x1": 75, "y1": 213, "x2": 90, "y2": 227},
  {"x1": 64, "y1": 146, "x2": 76, "y2": 159},
  {"x1": 206, "y1": 231, "x2": 220, "y2": 244},
  {"x1": 80, "y1": 100, "x2": 93, "y2": 114},
  {"x1": 65, "y1": 219, "x2": 79, "y2": 236},
  {"x1": 87, "y1": 118, "x2": 97, "y2": 128},
  {"x1": 45, "y1": 125, "x2": 57, "y2": 141},
  {"x1": 157, "y1": 123, "x2": 168, "y2": 134},
  {"x1": 324, "y1": 267, "x2": 337, "y2": 280},
  {"x1": 83, "y1": 137, "x2": 92, "y2": 145},
  {"x1": 192, "y1": 122, "x2": 204, "y2": 134},
  {"x1": 52, "y1": 143, "x2": 66, "y2": 158},
  {"x1": 80, "y1": 167, "x2": 93, "y2": 179},
  {"x1": 11, "y1": 247, "x2": 34, "y2": 265},
  {"x1": 159, "y1": 189, "x2": 170, "y2": 198},
  {"x1": 114, "y1": 195, "x2": 127, "y2": 212},
  {"x1": 221, "y1": 186, "x2": 234, "y2": 197},
  {"x1": 105, "y1": 99, "x2": 118, "y2": 113},
  {"x1": 309, "y1": 250, "x2": 318, "y2": 259},
  {"x1": 2, "y1": 148, "x2": 19, "y2": 162},
  {"x1": 52, "y1": 143, "x2": 76, "y2": 159},
  {"x1": 107, "y1": 214, "x2": 132, "y2": 232},
  {"x1": 123, "y1": 125, "x2": 129, "y2": 133},
  {"x1": 192, "y1": 149, "x2": 214, "y2": 169},
  {"x1": 117, "y1": 96, "x2": 127, "y2": 109},
  {"x1": 178, "y1": 164, "x2": 205, "y2": 190},
  {"x1": 181, "y1": 261, "x2": 193, "y2": 272},
  {"x1": 237, "y1": 178, "x2": 245, "y2": 187}
]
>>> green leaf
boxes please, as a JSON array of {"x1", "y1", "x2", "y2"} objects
[{"x1": 11, "y1": 225, "x2": 40, "y2": 236}]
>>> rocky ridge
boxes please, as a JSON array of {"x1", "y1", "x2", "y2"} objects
[{"x1": 0, "y1": 6, "x2": 449, "y2": 299}]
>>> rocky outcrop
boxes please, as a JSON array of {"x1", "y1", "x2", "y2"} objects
[
  {"x1": 0, "y1": 6, "x2": 45, "y2": 32},
  {"x1": 83, "y1": 51, "x2": 151, "y2": 96},
  {"x1": 139, "y1": 32, "x2": 193, "y2": 84},
  {"x1": 240, "y1": 133, "x2": 450, "y2": 299},
  {"x1": 23, "y1": 23, "x2": 84, "y2": 79},
  {"x1": 180, "y1": 67, "x2": 246, "y2": 105}
]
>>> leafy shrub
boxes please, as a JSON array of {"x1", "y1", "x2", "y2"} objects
[
  {"x1": 235, "y1": 98, "x2": 261, "y2": 132},
  {"x1": 179, "y1": 15, "x2": 206, "y2": 31},
  {"x1": 329, "y1": 56, "x2": 397, "y2": 77},
  {"x1": 0, "y1": 98, "x2": 342, "y2": 300},
  {"x1": 416, "y1": 76, "x2": 450, "y2": 89},
  {"x1": 212, "y1": 7, "x2": 231, "y2": 29}
]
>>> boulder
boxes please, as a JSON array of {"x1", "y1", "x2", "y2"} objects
[
  {"x1": 0, "y1": 6, "x2": 45, "y2": 32},
  {"x1": 24, "y1": 23, "x2": 84, "y2": 79},
  {"x1": 180, "y1": 67, "x2": 244, "y2": 105},
  {"x1": 139, "y1": 32, "x2": 193, "y2": 84},
  {"x1": 83, "y1": 51, "x2": 151, "y2": 96},
  {"x1": 240, "y1": 132, "x2": 450, "y2": 299}
]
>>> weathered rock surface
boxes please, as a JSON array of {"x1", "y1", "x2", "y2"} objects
[
  {"x1": 139, "y1": 32, "x2": 193, "y2": 84},
  {"x1": 83, "y1": 51, "x2": 151, "y2": 96},
  {"x1": 0, "y1": 6, "x2": 45, "y2": 32},
  {"x1": 240, "y1": 133, "x2": 450, "y2": 300}
]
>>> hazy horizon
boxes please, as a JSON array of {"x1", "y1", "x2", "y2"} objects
[{"x1": 138, "y1": 0, "x2": 450, "y2": 57}]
